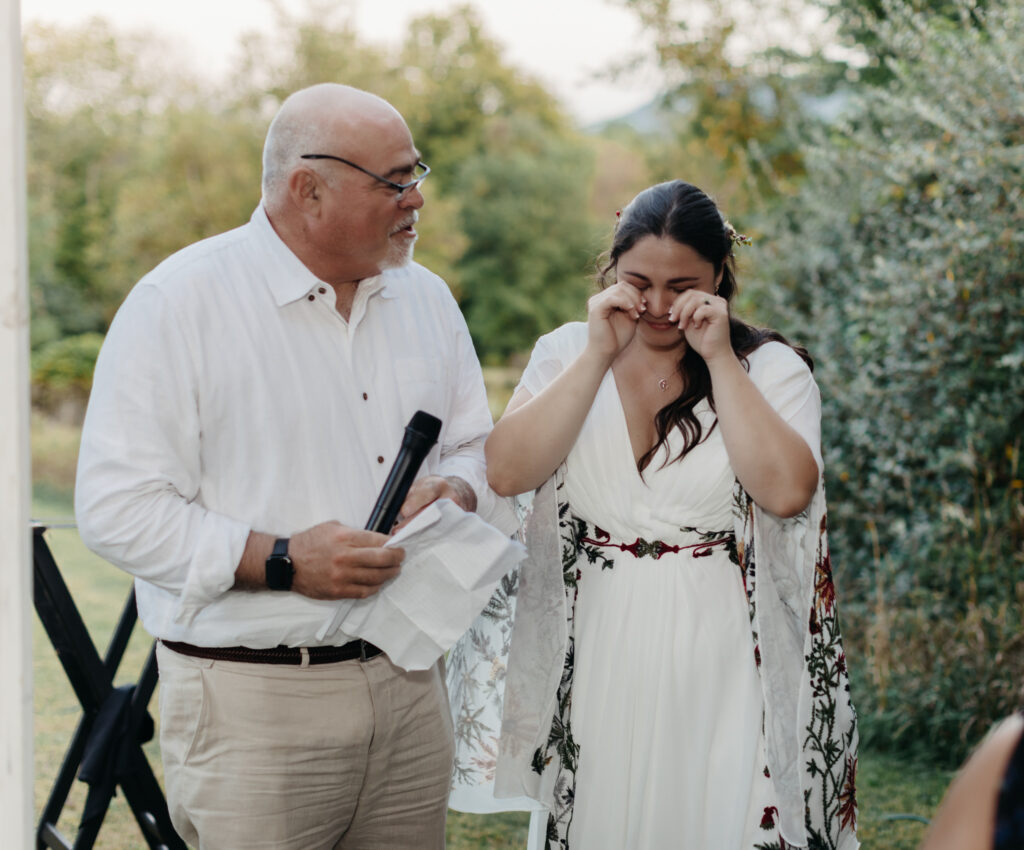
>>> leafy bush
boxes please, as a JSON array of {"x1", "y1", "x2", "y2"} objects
[
  {"x1": 755, "y1": 1, "x2": 1024, "y2": 765},
  {"x1": 31, "y1": 332, "x2": 104, "y2": 422}
]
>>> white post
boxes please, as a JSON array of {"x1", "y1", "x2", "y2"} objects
[{"x1": 0, "y1": 0, "x2": 33, "y2": 846}]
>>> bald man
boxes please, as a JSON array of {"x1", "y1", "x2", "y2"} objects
[{"x1": 76, "y1": 84, "x2": 505, "y2": 849}]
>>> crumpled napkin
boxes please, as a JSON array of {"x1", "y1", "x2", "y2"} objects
[{"x1": 316, "y1": 499, "x2": 526, "y2": 670}]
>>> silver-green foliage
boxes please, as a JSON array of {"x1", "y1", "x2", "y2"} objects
[{"x1": 759, "y1": 1, "x2": 1024, "y2": 762}]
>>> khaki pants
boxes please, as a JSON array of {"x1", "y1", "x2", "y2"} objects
[{"x1": 156, "y1": 642, "x2": 454, "y2": 850}]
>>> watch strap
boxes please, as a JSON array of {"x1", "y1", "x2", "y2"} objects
[{"x1": 266, "y1": 537, "x2": 293, "y2": 590}]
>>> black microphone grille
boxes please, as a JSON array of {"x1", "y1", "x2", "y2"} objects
[{"x1": 407, "y1": 410, "x2": 442, "y2": 444}]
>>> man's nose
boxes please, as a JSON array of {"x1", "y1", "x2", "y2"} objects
[{"x1": 399, "y1": 184, "x2": 425, "y2": 210}]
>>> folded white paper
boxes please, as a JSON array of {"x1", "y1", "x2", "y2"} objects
[{"x1": 316, "y1": 500, "x2": 526, "y2": 670}]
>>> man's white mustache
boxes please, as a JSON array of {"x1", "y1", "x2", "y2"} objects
[{"x1": 392, "y1": 213, "x2": 419, "y2": 234}]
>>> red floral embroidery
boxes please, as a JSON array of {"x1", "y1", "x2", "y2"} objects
[
  {"x1": 761, "y1": 805, "x2": 779, "y2": 830},
  {"x1": 814, "y1": 514, "x2": 836, "y2": 614},
  {"x1": 839, "y1": 755, "x2": 858, "y2": 831},
  {"x1": 814, "y1": 551, "x2": 836, "y2": 614}
]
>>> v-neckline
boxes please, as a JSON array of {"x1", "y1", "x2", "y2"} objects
[{"x1": 607, "y1": 368, "x2": 664, "y2": 482}]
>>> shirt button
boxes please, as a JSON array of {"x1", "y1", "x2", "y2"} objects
[
  {"x1": 318, "y1": 287, "x2": 326, "y2": 294},
  {"x1": 377, "y1": 456, "x2": 385, "y2": 464},
  {"x1": 307, "y1": 294, "x2": 315, "y2": 301},
  {"x1": 362, "y1": 392, "x2": 368, "y2": 400}
]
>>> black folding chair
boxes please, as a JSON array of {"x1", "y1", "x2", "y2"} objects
[{"x1": 32, "y1": 524, "x2": 186, "y2": 850}]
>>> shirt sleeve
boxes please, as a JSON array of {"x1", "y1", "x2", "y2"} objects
[
  {"x1": 433, "y1": 290, "x2": 518, "y2": 536},
  {"x1": 516, "y1": 323, "x2": 584, "y2": 398},
  {"x1": 746, "y1": 341, "x2": 824, "y2": 473},
  {"x1": 74, "y1": 283, "x2": 251, "y2": 622}
]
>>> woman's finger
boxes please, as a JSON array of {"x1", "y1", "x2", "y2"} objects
[
  {"x1": 671, "y1": 291, "x2": 723, "y2": 329},
  {"x1": 594, "y1": 284, "x2": 644, "y2": 319}
]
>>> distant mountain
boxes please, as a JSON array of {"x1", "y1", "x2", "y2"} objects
[
  {"x1": 583, "y1": 85, "x2": 852, "y2": 136},
  {"x1": 582, "y1": 95, "x2": 690, "y2": 136}
]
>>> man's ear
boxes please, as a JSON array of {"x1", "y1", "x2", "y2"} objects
[{"x1": 288, "y1": 167, "x2": 321, "y2": 214}]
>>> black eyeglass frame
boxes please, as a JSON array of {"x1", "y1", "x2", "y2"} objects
[{"x1": 300, "y1": 154, "x2": 430, "y2": 197}]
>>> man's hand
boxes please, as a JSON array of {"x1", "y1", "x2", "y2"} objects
[
  {"x1": 288, "y1": 521, "x2": 404, "y2": 599},
  {"x1": 394, "y1": 475, "x2": 477, "y2": 531},
  {"x1": 236, "y1": 523, "x2": 404, "y2": 600}
]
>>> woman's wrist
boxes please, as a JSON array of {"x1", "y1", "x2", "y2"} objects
[
  {"x1": 580, "y1": 341, "x2": 618, "y2": 374},
  {"x1": 704, "y1": 348, "x2": 743, "y2": 379}
]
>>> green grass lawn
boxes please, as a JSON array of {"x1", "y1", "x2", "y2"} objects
[{"x1": 31, "y1": 485, "x2": 953, "y2": 849}]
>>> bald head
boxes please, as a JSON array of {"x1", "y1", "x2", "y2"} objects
[{"x1": 261, "y1": 84, "x2": 406, "y2": 206}]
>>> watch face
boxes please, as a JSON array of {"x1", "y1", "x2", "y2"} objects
[{"x1": 266, "y1": 555, "x2": 294, "y2": 590}]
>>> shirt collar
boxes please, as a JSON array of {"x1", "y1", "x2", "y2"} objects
[{"x1": 249, "y1": 204, "x2": 398, "y2": 306}]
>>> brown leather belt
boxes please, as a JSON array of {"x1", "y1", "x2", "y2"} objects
[{"x1": 161, "y1": 638, "x2": 383, "y2": 665}]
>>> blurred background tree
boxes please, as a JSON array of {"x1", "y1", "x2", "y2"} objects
[
  {"x1": 820, "y1": 0, "x2": 991, "y2": 85},
  {"x1": 453, "y1": 114, "x2": 597, "y2": 362},
  {"x1": 612, "y1": 0, "x2": 847, "y2": 212}
]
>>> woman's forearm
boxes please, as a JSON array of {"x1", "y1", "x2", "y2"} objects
[
  {"x1": 706, "y1": 353, "x2": 819, "y2": 517},
  {"x1": 486, "y1": 348, "x2": 612, "y2": 496}
]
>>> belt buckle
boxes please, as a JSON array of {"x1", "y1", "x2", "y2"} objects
[{"x1": 358, "y1": 639, "x2": 368, "y2": 663}]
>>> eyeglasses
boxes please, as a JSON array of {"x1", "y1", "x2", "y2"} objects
[{"x1": 300, "y1": 154, "x2": 430, "y2": 199}]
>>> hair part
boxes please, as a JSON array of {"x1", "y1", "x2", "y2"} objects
[{"x1": 598, "y1": 180, "x2": 812, "y2": 474}]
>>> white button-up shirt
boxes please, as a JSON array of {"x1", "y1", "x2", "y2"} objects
[{"x1": 75, "y1": 204, "x2": 508, "y2": 648}]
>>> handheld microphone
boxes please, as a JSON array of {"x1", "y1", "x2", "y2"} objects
[{"x1": 365, "y1": 410, "x2": 443, "y2": 533}]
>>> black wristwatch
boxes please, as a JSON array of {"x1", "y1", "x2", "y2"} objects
[{"x1": 265, "y1": 537, "x2": 294, "y2": 591}]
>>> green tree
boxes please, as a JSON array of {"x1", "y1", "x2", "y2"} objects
[
  {"x1": 454, "y1": 115, "x2": 599, "y2": 363},
  {"x1": 228, "y1": 1, "x2": 392, "y2": 108},
  {"x1": 820, "y1": 0, "x2": 990, "y2": 85},
  {"x1": 395, "y1": 5, "x2": 567, "y2": 182},
  {"x1": 24, "y1": 19, "x2": 264, "y2": 341},
  {"x1": 25, "y1": 19, "x2": 163, "y2": 342},
  {"x1": 614, "y1": 0, "x2": 841, "y2": 209},
  {"x1": 395, "y1": 5, "x2": 572, "y2": 301}
]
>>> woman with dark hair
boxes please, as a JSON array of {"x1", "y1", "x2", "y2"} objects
[{"x1": 447, "y1": 180, "x2": 858, "y2": 849}]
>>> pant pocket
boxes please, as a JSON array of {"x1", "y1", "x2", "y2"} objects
[{"x1": 157, "y1": 648, "x2": 211, "y2": 768}]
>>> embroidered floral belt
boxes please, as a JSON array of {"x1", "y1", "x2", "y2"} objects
[{"x1": 564, "y1": 511, "x2": 735, "y2": 562}]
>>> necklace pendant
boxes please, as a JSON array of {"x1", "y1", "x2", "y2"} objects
[{"x1": 658, "y1": 378, "x2": 669, "y2": 390}]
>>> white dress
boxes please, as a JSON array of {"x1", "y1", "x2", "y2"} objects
[{"x1": 517, "y1": 323, "x2": 824, "y2": 849}]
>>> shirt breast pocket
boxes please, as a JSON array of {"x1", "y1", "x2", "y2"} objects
[{"x1": 395, "y1": 357, "x2": 448, "y2": 422}]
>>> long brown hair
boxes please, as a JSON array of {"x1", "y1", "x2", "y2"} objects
[{"x1": 599, "y1": 181, "x2": 812, "y2": 473}]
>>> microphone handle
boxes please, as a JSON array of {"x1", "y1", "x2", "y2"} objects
[{"x1": 365, "y1": 447, "x2": 428, "y2": 533}]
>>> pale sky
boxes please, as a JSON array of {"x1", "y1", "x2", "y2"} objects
[{"x1": 20, "y1": 0, "x2": 666, "y2": 125}]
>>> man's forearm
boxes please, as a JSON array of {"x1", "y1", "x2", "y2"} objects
[
  {"x1": 444, "y1": 475, "x2": 477, "y2": 513},
  {"x1": 234, "y1": 531, "x2": 277, "y2": 590}
]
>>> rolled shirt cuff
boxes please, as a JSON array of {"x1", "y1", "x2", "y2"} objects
[{"x1": 173, "y1": 512, "x2": 252, "y2": 626}]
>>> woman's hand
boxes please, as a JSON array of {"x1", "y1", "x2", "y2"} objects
[
  {"x1": 586, "y1": 282, "x2": 644, "y2": 361},
  {"x1": 669, "y1": 291, "x2": 732, "y2": 363}
]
